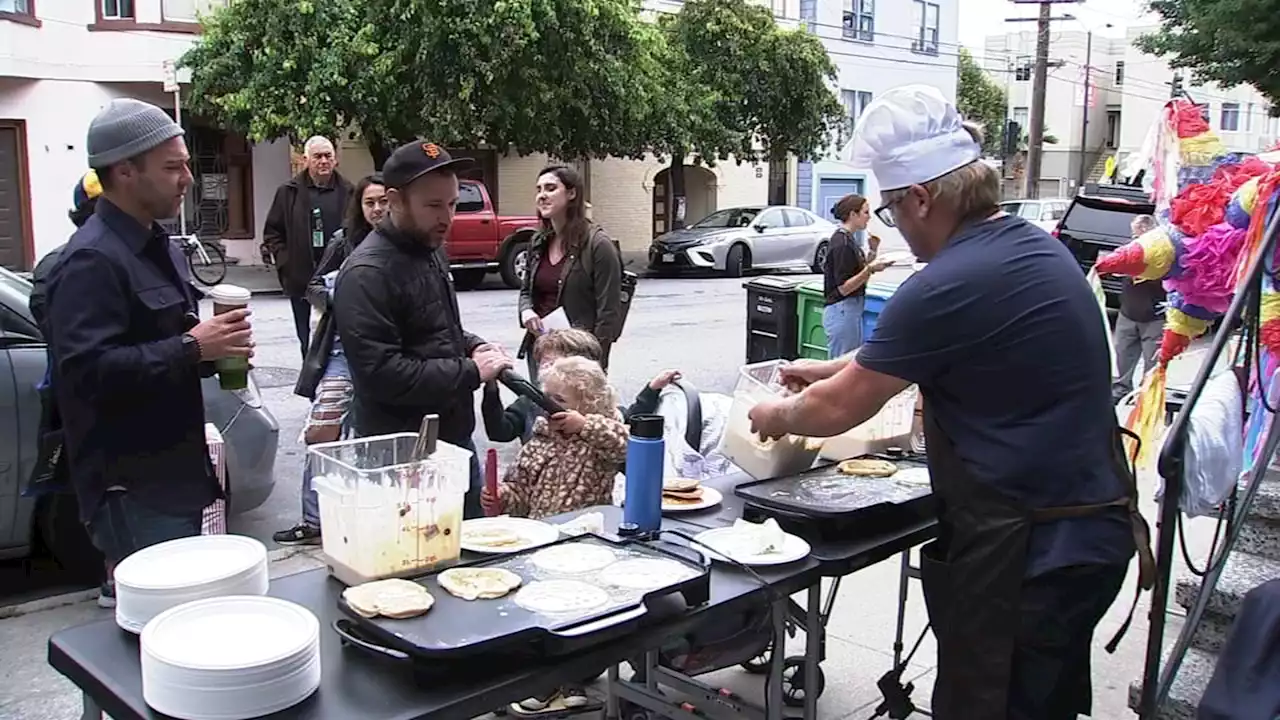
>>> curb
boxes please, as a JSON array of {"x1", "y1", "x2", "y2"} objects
[{"x1": 0, "y1": 546, "x2": 325, "y2": 620}]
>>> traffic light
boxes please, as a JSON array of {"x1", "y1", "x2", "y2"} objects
[{"x1": 1171, "y1": 73, "x2": 1184, "y2": 98}]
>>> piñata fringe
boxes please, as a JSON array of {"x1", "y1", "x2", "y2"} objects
[{"x1": 1125, "y1": 365, "x2": 1168, "y2": 469}]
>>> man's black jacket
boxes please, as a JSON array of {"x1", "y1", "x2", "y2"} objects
[
  {"x1": 45, "y1": 200, "x2": 219, "y2": 522},
  {"x1": 333, "y1": 222, "x2": 486, "y2": 446}
]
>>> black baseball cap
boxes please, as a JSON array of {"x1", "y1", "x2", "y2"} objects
[{"x1": 382, "y1": 140, "x2": 474, "y2": 189}]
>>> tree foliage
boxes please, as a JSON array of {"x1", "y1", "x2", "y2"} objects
[
  {"x1": 182, "y1": 0, "x2": 845, "y2": 177},
  {"x1": 658, "y1": 0, "x2": 845, "y2": 164},
  {"x1": 1137, "y1": 0, "x2": 1280, "y2": 105},
  {"x1": 956, "y1": 48, "x2": 1007, "y2": 156}
]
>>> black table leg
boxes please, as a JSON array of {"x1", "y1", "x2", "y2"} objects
[
  {"x1": 767, "y1": 598, "x2": 787, "y2": 720},
  {"x1": 804, "y1": 582, "x2": 822, "y2": 719},
  {"x1": 81, "y1": 692, "x2": 102, "y2": 720}
]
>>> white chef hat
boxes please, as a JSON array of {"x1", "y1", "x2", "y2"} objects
[{"x1": 846, "y1": 84, "x2": 982, "y2": 192}]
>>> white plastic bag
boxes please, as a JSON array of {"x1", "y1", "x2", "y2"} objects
[
  {"x1": 1172, "y1": 370, "x2": 1243, "y2": 518},
  {"x1": 1086, "y1": 267, "x2": 1118, "y2": 379}
]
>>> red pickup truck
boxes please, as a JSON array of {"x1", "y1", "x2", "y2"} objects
[{"x1": 448, "y1": 180, "x2": 541, "y2": 290}]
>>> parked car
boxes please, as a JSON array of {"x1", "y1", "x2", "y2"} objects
[
  {"x1": 446, "y1": 179, "x2": 542, "y2": 290},
  {"x1": 0, "y1": 267, "x2": 279, "y2": 579},
  {"x1": 648, "y1": 206, "x2": 836, "y2": 278},
  {"x1": 1055, "y1": 183, "x2": 1156, "y2": 309},
  {"x1": 999, "y1": 197, "x2": 1071, "y2": 233}
]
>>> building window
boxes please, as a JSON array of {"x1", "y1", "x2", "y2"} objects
[
  {"x1": 1114, "y1": 61, "x2": 1125, "y2": 86},
  {"x1": 1245, "y1": 102, "x2": 1254, "y2": 132},
  {"x1": 0, "y1": 0, "x2": 39, "y2": 25},
  {"x1": 1221, "y1": 102, "x2": 1241, "y2": 132},
  {"x1": 162, "y1": 0, "x2": 226, "y2": 23},
  {"x1": 1015, "y1": 56, "x2": 1031, "y2": 82},
  {"x1": 837, "y1": 90, "x2": 873, "y2": 145},
  {"x1": 842, "y1": 0, "x2": 874, "y2": 42},
  {"x1": 799, "y1": 0, "x2": 815, "y2": 28},
  {"x1": 101, "y1": 0, "x2": 135, "y2": 19},
  {"x1": 912, "y1": 0, "x2": 939, "y2": 55},
  {"x1": 1012, "y1": 106, "x2": 1029, "y2": 133}
]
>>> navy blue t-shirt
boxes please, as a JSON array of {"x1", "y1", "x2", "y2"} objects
[{"x1": 858, "y1": 215, "x2": 1134, "y2": 578}]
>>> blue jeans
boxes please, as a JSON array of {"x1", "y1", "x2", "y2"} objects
[
  {"x1": 822, "y1": 295, "x2": 865, "y2": 359},
  {"x1": 88, "y1": 491, "x2": 203, "y2": 566}
]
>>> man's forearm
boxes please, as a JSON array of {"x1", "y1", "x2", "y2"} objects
[{"x1": 778, "y1": 375, "x2": 880, "y2": 438}]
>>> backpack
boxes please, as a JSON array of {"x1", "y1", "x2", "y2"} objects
[{"x1": 581, "y1": 226, "x2": 638, "y2": 331}]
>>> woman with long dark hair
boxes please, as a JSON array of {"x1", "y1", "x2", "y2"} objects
[
  {"x1": 275, "y1": 173, "x2": 387, "y2": 545},
  {"x1": 822, "y1": 193, "x2": 892, "y2": 358},
  {"x1": 518, "y1": 165, "x2": 623, "y2": 378}
]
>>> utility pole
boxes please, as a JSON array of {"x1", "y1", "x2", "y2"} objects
[
  {"x1": 1075, "y1": 29, "x2": 1093, "y2": 189},
  {"x1": 1008, "y1": 0, "x2": 1080, "y2": 199},
  {"x1": 1024, "y1": 2, "x2": 1052, "y2": 199}
]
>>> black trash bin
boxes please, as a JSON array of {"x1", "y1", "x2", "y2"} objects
[{"x1": 743, "y1": 276, "x2": 801, "y2": 364}]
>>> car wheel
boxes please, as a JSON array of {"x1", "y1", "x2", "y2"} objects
[
  {"x1": 37, "y1": 494, "x2": 105, "y2": 584},
  {"x1": 451, "y1": 269, "x2": 487, "y2": 291},
  {"x1": 811, "y1": 242, "x2": 829, "y2": 274},
  {"x1": 500, "y1": 241, "x2": 530, "y2": 289},
  {"x1": 725, "y1": 244, "x2": 748, "y2": 278}
]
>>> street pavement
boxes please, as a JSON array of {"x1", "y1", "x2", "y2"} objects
[{"x1": 0, "y1": 266, "x2": 1228, "y2": 719}]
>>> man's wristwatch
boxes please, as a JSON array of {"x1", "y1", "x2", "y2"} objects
[{"x1": 181, "y1": 332, "x2": 203, "y2": 364}]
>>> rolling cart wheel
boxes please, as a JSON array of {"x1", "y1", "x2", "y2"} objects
[
  {"x1": 740, "y1": 641, "x2": 773, "y2": 674},
  {"x1": 780, "y1": 656, "x2": 825, "y2": 708}
]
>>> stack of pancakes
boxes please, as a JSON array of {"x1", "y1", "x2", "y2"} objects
[{"x1": 662, "y1": 478, "x2": 704, "y2": 506}]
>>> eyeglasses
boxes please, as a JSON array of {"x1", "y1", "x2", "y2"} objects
[{"x1": 875, "y1": 197, "x2": 904, "y2": 228}]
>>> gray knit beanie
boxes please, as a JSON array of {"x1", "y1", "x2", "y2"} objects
[{"x1": 86, "y1": 99, "x2": 185, "y2": 168}]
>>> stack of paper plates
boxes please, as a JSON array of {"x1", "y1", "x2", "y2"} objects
[
  {"x1": 141, "y1": 596, "x2": 321, "y2": 720},
  {"x1": 114, "y1": 535, "x2": 269, "y2": 634}
]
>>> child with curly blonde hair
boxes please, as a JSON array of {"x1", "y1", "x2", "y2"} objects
[{"x1": 480, "y1": 355, "x2": 628, "y2": 520}]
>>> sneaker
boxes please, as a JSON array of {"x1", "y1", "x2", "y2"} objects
[
  {"x1": 273, "y1": 524, "x2": 321, "y2": 546},
  {"x1": 560, "y1": 685, "x2": 590, "y2": 709},
  {"x1": 516, "y1": 690, "x2": 560, "y2": 713},
  {"x1": 97, "y1": 582, "x2": 116, "y2": 609}
]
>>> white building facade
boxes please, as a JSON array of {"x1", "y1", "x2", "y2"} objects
[
  {"x1": 0, "y1": 0, "x2": 291, "y2": 270},
  {"x1": 984, "y1": 26, "x2": 1277, "y2": 199},
  {"x1": 795, "y1": 0, "x2": 959, "y2": 222}
]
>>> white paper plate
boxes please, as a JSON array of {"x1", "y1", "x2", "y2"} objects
[
  {"x1": 115, "y1": 535, "x2": 268, "y2": 592},
  {"x1": 693, "y1": 527, "x2": 811, "y2": 566},
  {"x1": 142, "y1": 595, "x2": 319, "y2": 671},
  {"x1": 116, "y1": 562, "x2": 269, "y2": 635},
  {"x1": 461, "y1": 517, "x2": 560, "y2": 554},
  {"x1": 662, "y1": 486, "x2": 723, "y2": 513}
]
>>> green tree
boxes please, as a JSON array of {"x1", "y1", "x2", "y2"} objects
[
  {"x1": 956, "y1": 47, "x2": 1007, "y2": 156},
  {"x1": 182, "y1": 0, "x2": 666, "y2": 165},
  {"x1": 656, "y1": 0, "x2": 845, "y2": 230},
  {"x1": 1136, "y1": 0, "x2": 1280, "y2": 104}
]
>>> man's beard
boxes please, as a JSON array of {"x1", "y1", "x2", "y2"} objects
[{"x1": 398, "y1": 217, "x2": 445, "y2": 248}]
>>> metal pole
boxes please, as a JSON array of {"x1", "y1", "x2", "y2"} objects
[
  {"x1": 174, "y1": 88, "x2": 187, "y2": 236},
  {"x1": 1023, "y1": 1, "x2": 1052, "y2": 199},
  {"x1": 1076, "y1": 30, "x2": 1092, "y2": 188}
]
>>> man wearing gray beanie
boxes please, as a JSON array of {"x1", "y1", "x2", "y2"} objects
[{"x1": 44, "y1": 98, "x2": 256, "y2": 597}]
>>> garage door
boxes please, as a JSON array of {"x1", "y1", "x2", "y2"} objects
[
  {"x1": 0, "y1": 123, "x2": 30, "y2": 271},
  {"x1": 816, "y1": 177, "x2": 865, "y2": 222}
]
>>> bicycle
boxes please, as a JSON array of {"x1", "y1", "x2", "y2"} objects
[{"x1": 173, "y1": 235, "x2": 229, "y2": 287}]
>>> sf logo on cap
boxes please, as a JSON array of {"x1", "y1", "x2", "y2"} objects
[{"x1": 422, "y1": 143, "x2": 441, "y2": 158}]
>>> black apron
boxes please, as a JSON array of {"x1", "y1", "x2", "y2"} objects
[{"x1": 918, "y1": 399, "x2": 1156, "y2": 719}]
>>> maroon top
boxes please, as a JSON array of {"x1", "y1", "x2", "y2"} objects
[{"x1": 532, "y1": 253, "x2": 564, "y2": 317}]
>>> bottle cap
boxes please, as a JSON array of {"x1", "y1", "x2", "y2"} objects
[{"x1": 629, "y1": 414, "x2": 664, "y2": 440}]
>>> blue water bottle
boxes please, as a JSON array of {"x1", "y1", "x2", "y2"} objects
[{"x1": 621, "y1": 414, "x2": 665, "y2": 538}]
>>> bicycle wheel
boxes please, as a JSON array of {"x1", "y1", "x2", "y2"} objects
[{"x1": 188, "y1": 242, "x2": 228, "y2": 286}]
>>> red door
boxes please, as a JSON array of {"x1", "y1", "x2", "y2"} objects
[{"x1": 446, "y1": 181, "x2": 496, "y2": 264}]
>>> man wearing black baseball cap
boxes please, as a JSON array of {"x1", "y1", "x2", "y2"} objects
[{"x1": 334, "y1": 140, "x2": 512, "y2": 518}]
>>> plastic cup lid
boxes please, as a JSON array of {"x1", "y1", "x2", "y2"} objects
[{"x1": 208, "y1": 284, "x2": 251, "y2": 305}]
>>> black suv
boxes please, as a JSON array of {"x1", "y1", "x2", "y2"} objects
[{"x1": 1055, "y1": 183, "x2": 1156, "y2": 309}]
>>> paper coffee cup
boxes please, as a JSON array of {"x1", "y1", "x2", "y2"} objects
[{"x1": 206, "y1": 284, "x2": 251, "y2": 390}]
